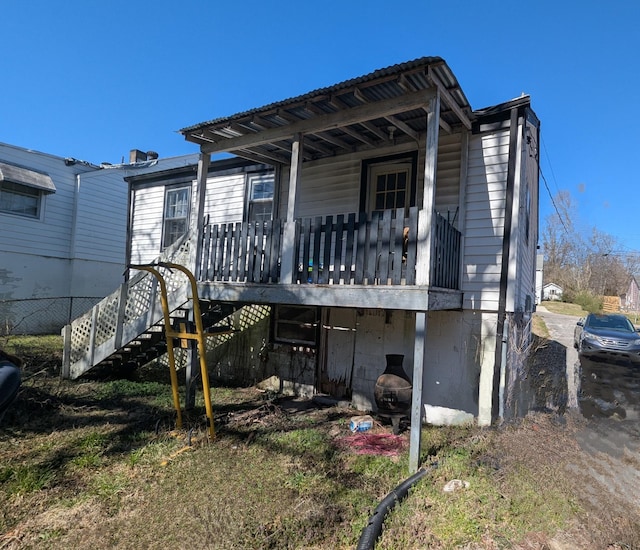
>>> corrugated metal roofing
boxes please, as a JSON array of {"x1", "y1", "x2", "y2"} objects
[
  {"x1": 179, "y1": 56, "x2": 478, "y2": 165},
  {"x1": 181, "y1": 56, "x2": 468, "y2": 133}
]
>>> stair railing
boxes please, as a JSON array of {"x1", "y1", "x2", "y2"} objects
[{"x1": 61, "y1": 231, "x2": 195, "y2": 379}]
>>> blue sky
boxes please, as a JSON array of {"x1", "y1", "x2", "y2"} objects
[{"x1": 3, "y1": 1, "x2": 640, "y2": 252}]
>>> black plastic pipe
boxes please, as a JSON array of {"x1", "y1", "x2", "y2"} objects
[{"x1": 356, "y1": 462, "x2": 438, "y2": 550}]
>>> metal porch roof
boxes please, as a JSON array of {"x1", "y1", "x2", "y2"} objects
[{"x1": 180, "y1": 57, "x2": 473, "y2": 165}]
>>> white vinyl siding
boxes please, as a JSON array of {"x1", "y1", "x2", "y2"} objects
[
  {"x1": 509, "y1": 118, "x2": 539, "y2": 313},
  {"x1": 72, "y1": 169, "x2": 129, "y2": 263},
  {"x1": 0, "y1": 145, "x2": 83, "y2": 257},
  {"x1": 279, "y1": 139, "x2": 462, "y2": 222},
  {"x1": 129, "y1": 170, "x2": 251, "y2": 264},
  {"x1": 280, "y1": 153, "x2": 362, "y2": 219},
  {"x1": 129, "y1": 186, "x2": 168, "y2": 264},
  {"x1": 462, "y1": 130, "x2": 510, "y2": 311},
  {"x1": 203, "y1": 172, "x2": 246, "y2": 224},
  {"x1": 434, "y1": 133, "x2": 462, "y2": 227}
]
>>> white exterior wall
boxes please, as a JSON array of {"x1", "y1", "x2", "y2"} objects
[
  {"x1": 0, "y1": 143, "x2": 199, "y2": 333},
  {"x1": 433, "y1": 132, "x2": 463, "y2": 227},
  {"x1": 0, "y1": 144, "x2": 91, "y2": 258},
  {"x1": 349, "y1": 308, "x2": 416, "y2": 411},
  {"x1": 129, "y1": 185, "x2": 169, "y2": 264},
  {"x1": 203, "y1": 172, "x2": 247, "y2": 224},
  {"x1": 505, "y1": 115, "x2": 539, "y2": 314},
  {"x1": 321, "y1": 307, "x2": 485, "y2": 421},
  {"x1": 462, "y1": 129, "x2": 510, "y2": 311},
  {"x1": 129, "y1": 170, "x2": 250, "y2": 265},
  {"x1": 0, "y1": 144, "x2": 112, "y2": 333},
  {"x1": 278, "y1": 138, "x2": 462, "y2": 221}
]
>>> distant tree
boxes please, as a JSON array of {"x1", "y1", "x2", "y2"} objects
[
  {"x1": 542, "y1": 191, "x2": 587, "y2": 292},
  {"x1": 586, "y1": 229, "x2": 628, "y2": 296},
  {"x1": 542, "y1": 191, "x2": 633, "y2": 298}
]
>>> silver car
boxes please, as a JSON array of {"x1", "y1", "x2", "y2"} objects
[{"x1": 574, "y1": 313, "x2": 640, "y2": 362}]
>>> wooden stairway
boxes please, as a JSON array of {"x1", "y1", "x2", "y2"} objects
[{"x1": 61, "y1": 235, "x2": 236, "y2": 380}]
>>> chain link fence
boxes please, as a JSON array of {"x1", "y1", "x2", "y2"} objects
[{"x1": 0, "y1": 297, "x2": 101, "y2": 335}]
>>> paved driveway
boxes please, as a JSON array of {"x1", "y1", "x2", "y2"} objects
[
  {"x1": 535, "y1": 305, "x2": 640, "y2": 515},
  {"x1": 535, "y1": 305, "x2": 581, "y2": 409}
]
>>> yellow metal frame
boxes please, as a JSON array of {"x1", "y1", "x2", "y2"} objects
[{"x1": 129, "y1": 262, "x2": 215, "y2": 440}]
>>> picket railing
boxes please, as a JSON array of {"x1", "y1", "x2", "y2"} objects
[{"x1": 197, "y1": 207, "x2": 461, "y2": 289}]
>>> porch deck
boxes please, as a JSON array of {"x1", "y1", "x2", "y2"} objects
[{"x1": 62, "y1": 207, "x2": 462, "y2": 378}]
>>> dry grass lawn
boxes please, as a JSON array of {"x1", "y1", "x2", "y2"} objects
[{"x1": 0, "y1": 334, "x2": 638, "y2": 549}]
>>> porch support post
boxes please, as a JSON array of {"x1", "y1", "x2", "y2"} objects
[
  {"x1": 409, "y1": 310, "x2": 427, "y2": 473},
  {"x1": 416, "y1": 90, "x2": 441, "y2": 285},
  {"x1": 186, "y1": 151, "x2": 210, "y2": 410},
  {"x1": 280, "y1": 133, "x2": 303, "y2": 283}
]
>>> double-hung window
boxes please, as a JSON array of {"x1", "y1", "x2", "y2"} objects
[
  {"x1": 246, "y1": 174, "x2": 274, "y2": 222},
  {"x1": 162, "y1": 186, "x2": 191, "y2": 248}
]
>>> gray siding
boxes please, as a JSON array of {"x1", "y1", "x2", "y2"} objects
[
  {"x1": 0, "y1": 143, "x2": 200, "y2": 333},
  {"x1": 0, "y1": 143, "x2": 90, "y2": 258},
  {"x1": 462, "y1": 130, "x2": 510, "y2": 311},
  {"x1": 72, "y1": 169, "x2": 130, "y2": 263},
  {"x1": 509, "y1": 117, "x2": 539, "y2": 313}
]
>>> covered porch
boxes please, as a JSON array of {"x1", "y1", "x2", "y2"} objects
[{"x1": 181, "y1": 57, "x2": 473, "y2": 472}]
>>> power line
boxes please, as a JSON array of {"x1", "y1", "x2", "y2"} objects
[
  {"x1": 541, "y1": 137, "x2": 561, "y2": 196},
  {"x1": 539, "y1": 165, "x2": 571, "y2": 237}
]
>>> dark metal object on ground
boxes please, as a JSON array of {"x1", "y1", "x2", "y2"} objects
[{"x1": 374, "y1": 354, "x2": 412, "y2": 434}]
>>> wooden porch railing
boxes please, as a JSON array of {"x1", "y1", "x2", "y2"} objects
[
  {"x1": 197, "y1": 207, "x2": 461, "y2": 289},
  {"x1": 294, "y1": 207, "x2": 418, "y2": 285},
  {"x1": 432, "y1": 213, "x2": 462, "y2": 289},
  {"x1": 198, "y1": 219, "x2": 284, "y2": 283}
]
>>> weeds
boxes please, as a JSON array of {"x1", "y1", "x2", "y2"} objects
[{"x1": 1, "y1": 335, "x2": 638, "y2": 549}]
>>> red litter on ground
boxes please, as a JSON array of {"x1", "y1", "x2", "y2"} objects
[{"x1": 336, "y1": 433, "x2": 407, "y2": 456}]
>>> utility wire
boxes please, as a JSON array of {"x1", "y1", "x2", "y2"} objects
[
  {"x1": 528, "y1": 133, "x2": 571, "y2": 237},
  {"x1": 541, "y1": 137, "x2": 561, "y2": 196},
  {"x1": 539, "y1": 165, "x2": 571, "y2": 237}
]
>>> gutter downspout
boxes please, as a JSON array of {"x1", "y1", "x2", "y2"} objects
[
  {"x1": 67, "y1": 172, "x2": 81, "y2": 324},
  {"x1": 493, "y1": 107, "x2": 520, "y2": 422}
]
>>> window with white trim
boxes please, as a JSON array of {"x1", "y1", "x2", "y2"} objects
[
  {"x1": 162, "y1": 186, "x2": 191, "y2": 248},
  {"x1": 247, "y1": 173, "x2": 274, "y2": 222}
]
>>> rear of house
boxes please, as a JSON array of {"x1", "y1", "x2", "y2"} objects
[{"x1": 63, "y1": 58, "x2": 540, "y2": 445}]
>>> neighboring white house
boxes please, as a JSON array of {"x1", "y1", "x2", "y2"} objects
[
  {"x1": 63, "y1": 57, "x2": 541, "y2": 462},
  {"x1": 0, "y1": 143, "x2": 197, "y2": 334},
  {"x1": 542, "y1": 282, "x2": 563, "y2": 301}
]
